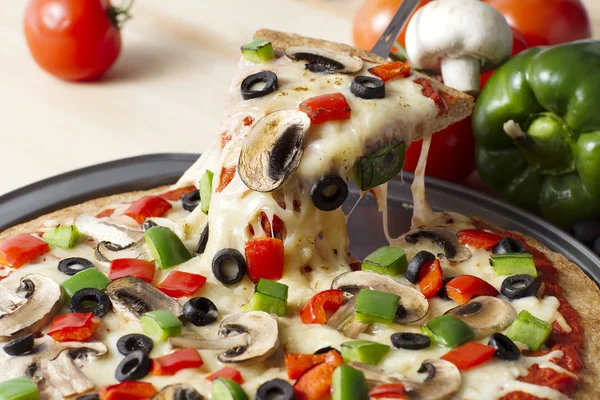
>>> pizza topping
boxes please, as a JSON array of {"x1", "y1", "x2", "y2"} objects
[
  {"x1": 493, "y1": 237, "x2": 527, "y2": 255},
  {"x1": 367, "y1": 61, "x2": 411, "y2": 82},
  {"x1": 488, "y1": 332, "x2": 521, "y2": 361},
  {"x1": 108, "y1": 258, "x2": 156, "y2": 283},
  {"x1": 418, "y1": 258, "x2": 444, "y2": 299},
  {"x1": 61, "y1": 268, "x2": 111, "y2": 300},
  {"x1": 117, "y1": 333, "x2": 154, "y2": 356},
  {"x1": 341, "y1": 340, "x2": 390, "y2": 365},
  {"x1": 256, "y1": 379, "x2": 294, "y2": 400},
  {"x1": 181, "y1": 189, "x2": 200, "y2": 212},
  {"x1": 299, "y1": 93, "x2": 351, "y2": 124},
  {"x1": 436, "y1": 277, "x2": 455, "y2": 301},
  {"x1": 332, "y1": 364, "x2": 369, "y2": 400},
  {"x1": 207, "y1": 367, "x2": 244, "y2": 384},
  {"x1": 248, "y1": 279, "x2": 288, "y2": 316},
  {"x1": 195, "y1": 224, "x2": 209, "y2": 255},
  {"x1": 501, "y1": 274, "x2": 540, "y2": 300},
  {"x1": 293, "y1": 350, "x2": 343, "y2": 399},
  {"x1": 144, "y1": 226, "x2": 192, "y2": 270},
  {"x1": 71, "y1": 288, "x2": 111, "y2": 317},
  {"x1": 440, "y1": 342, "x2": 496, "y2": 371},
  {"x1": 156, "y1": 271, "x2": 207, "y2": 298},
  {"x1": 240, "y1": 71, "x2": 278, "y2": 101},
  {"x1": 74, "y1": 214, "x2": 143, "y2": 248},
  {"x1": 351, "y1": 76, "x2": 385, "y2": 99},
  {"x1": 445, "y1": 296, "x2": 516, "y2": 339},
  {"x1": 245, "y1": 237, "x2": 284, "y2": 282},
  {"x1": 355, "y1": 142, "x2": 406, "y2": 191},
  {"x1": 0, "y1": 234, "x2": 50, "y2": 269},
  {"x1": 200, "y1": 170, "x2": 213, "y2": 214},
  {"x1": 151, "y1": 384, "x2": 203, "y2": 400},
  {"x1": 369, "y1": 383, "x2": 407, "y2": 399},
  {"x1": 2, "y1": 333, "x2": 34, "y2": 356},
  {"x1": 284, "y1": 46, "x2": 363, "y2": 74},
  {"x1": 490, "y1": 253, "x2": 538, "y2": 277},
  {"x1": 0, "y1": 377, "x2": 38, "y2": 400},
  {"x1": 43, "y1": 224, "x2": 82, "y2": 249},
  {"x1": 241, "y1": 38, "x2": 274, "y2": 64},
  {"x1": 95, "y1": 240, "x2": 145, "y2": 265},
  {"x1": 422, "y1": 314, "x2": 474, "y2": 348},
  {"x1": 405, "y1": 250, "x2": 436, "y2": 284},
  {"x1": 47, "y1": 312, "x2": 101, "y2": 342},
  {"x1": 403, "y1": 226, "x2": 471, "y2": 263},
  {"x1": 361, "y1": 246, "x2": 408, "y2": 277},
  {"x1": 100, "y1": 381, "x2": 157, "y2": 400},
  {"x1": 150, "y1": 348, "x2": 203, "y2": 376},
  {"x1": 457, "y1": 229, "x2": 502, "y2": 251},
  {"x1": 354, "y1": 289, "x2": 400, "y2": 325},
  {"x1": 212, "y1": 378, "x2": 248, "y2": 400},
  {"x1": 57, "y1": 257, "x2": 94, "y2": 276},
  {"x1": 115, "y1": 350, "x2": 151, "y2": 382},
  {"x1": 444, "y1": 275, "x2": 499, "y2": 305},
  {"x1": 183, "y1": 297, "x2": 218, "y2": 326},
  {"x1": 123, "y1": 196, "x2": 173, "y2": 225},
  {"x1": 311, "y1": 175, "x2": 348, "y2": 211},
  {"x1": 325, "y1": 295, "x2": 369, "y2": 338},
  {"x1": 211, "y1": 248, "x2": 247, "y2": 285},
  {"x1": 506, "y1": 310, "x2": 552, "y2": 351},
  {"x1": 390, "y1": 332, "x2": 431, "y2": 351},
  {"x1": 300, "y1": 289, "x2": 344, "y2": 325}
]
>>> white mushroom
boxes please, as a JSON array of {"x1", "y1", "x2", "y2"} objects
[
  {"x1": 326, "y1": 295, "x2": 370, "y2": 338},
  {"x1": 75, "y1": 214, "x2": 143, "y2": 247},
  {"x1": 445, "y1": 296, "x2": 516, "y2": 339},
  {"x1": 94, "y1": 240, "x2": 148, "y2": 264},
  {"x1": 405, "y1": 0, "x2": 512, "y2": 95},
  {"x1": 151, "y1": 384, "x2": 203, "y2": 400},
  {"x1": 284, "y1": 46, "x2": 363, "y2": 74},
  {"x1": 400, "y1": 226, "x2": 471, "y2": 264},
  {"x1": 0, "y1": 285, "x2": 25, "y2": 318}
]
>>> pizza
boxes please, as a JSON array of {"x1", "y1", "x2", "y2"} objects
[{"x1": 0, "y1": 30, "x2": 598, "y2": 400}]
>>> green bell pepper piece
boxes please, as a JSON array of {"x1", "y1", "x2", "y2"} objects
[
  {"x1": 0, "y1": 377, "x2": 39, "y2": 400},
  {"x1": 42, "y1": 225, "x2": 82, "y2": 249},
  {"x1": 332, "y1": 364, "x2": 369, "y2": 400},
  {"x1": 248, "y1": 292, "x2": 286, "y2": 316},
  {"x1": 200, "y1": 170, "x2": 214, "y2": 214},
  {"x1": 211, "y1": 378, "x2": 248, "y2": 400},
  {"x1": 354, "y1": 289, "x2": 399, "y2": 325},
  {"x1": 341, "y1": 340, "x2": 390, "y2": 365},
  {"x1": 355, "y1": 142, "x2": 406, "y2": 191},
  {"x1": 241, "y1": 39, "x2": 274, "y2": 63},
  {"x1": 144, "y1": 226, "x2": 191, "y2": 270},
  {"x1": 141, "y1": 310, "x2": 183, "y2": 341},
  {"x1": 490, "y1": 253, "x2": 537, "y2": 277},
  {"x1": 422, "y1": 315, "x2": 474, "y2": 348},
  {"x1": 256, "y1": 279, "x2": 288, "y2": 301},
  {"x1": 473, "y1": 41, "x2": 600, "y2": 227},
  {"x1": 507, "y1": 310, "x2": 552, "y2": 351},
  {"x1": 61, "y1": 268, "x2": 110, "y2": 300},
  {"x1": 361, "y1": 246, "x2": 407, "y2": 276}
]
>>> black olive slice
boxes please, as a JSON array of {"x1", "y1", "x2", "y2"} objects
[
  {"x1": 488, "y1": 333, "x2": 520, "y2": 361},
  {"x1": 501, "y1": 274, "x2": 539, "y2": 300},
  {"x1": 351, "y1": 76, "x2": 385, "y2": 99},
  {"x1": 116, "y1": 334, "x2": 154, "y2": 356},
  {"x1": 241, "y1": 71, "x2": 278, "y2": 100},
  {"x1": 76, "y1": 395, "x2": 100, "y2": 400},
  {"x1": 195, "y1": 224, "x2": 209, "y2": 255},
  {"x1": 182, "y1": 189, "x2": 201, "y2": 212},
  {"x1": 183, "y1": 297, "x2": 218, "y2": 326},
  {"x1": 405, "y1": 251, "x2": 436, "y2": 284},
  {"x1": 256, "y1": 379, "x2": 295, "y2": 400},
  {"x1": 311, "y1": 176, "x2": 348, "y2": 211},
  {"x1": 212, "y1": 248, "x2": 247, "y2": 285},
  {"x1": 115, "y1": 350, "x2": 151, "y2": 382},
  {"x1": 57, "y1": 257, "x2": 94, "y2": 276},
  {"x1": 390, "y1": 332, "x2": 431, "y2": 350},
  {"x1": 3, "y1": 333, "x2": 35, "y2": 356},
  {"x1": 493, "y1": 237, "x2": 527, "y2": 254},
  {"x1": 436, "y1": 277, "x2": 455, "y2": 300},
  {"x1": 71, "y1": 288, "x2": 111, "y2": 317},
  {"x1": 143, "y1": 220, "x2": 157, "y2": 231},
  {"x1": 175, "y1": 388, "x2": 204, "y2": 400},
  {"x1": 314, "y1": 346, "x2": 340, "y2": 355}
]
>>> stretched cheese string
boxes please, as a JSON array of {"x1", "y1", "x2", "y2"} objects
[{"x1": 410, "y1": 133, "x2": 436, "y2": 227}]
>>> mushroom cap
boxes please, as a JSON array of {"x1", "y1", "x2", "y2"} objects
[
  {"x1": 445, "y1": 296, "x2": 517, "y2": 339},
  {"x1": 401, "y1": 226, "x2": 471, "y2": 263},
  {"x1": 405, "y1": 0, "x2": 513, "y2": 73},
  {"x1": 151, "y1": 384, "x2": 203, "y2": 400},
  {"x1": 284, "y1": 46, "x2": 364, "y2": 74},
  {"x1": 75, "y1": 214, "x2": 143, "y2": 247},
  {"x1": 405, "y1": 359, "x2": 462, "y2": 400}
]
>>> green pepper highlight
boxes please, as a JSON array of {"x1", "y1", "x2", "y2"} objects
[
  {"x1": 200, "y1": 170, "x2": 214, "y2": 215},
  {"x1": 341, "y1": 340, "x2": 390, "y2": 365},
  {"x1": 42, "y1": 225, "x2": 82, "y2": 249},
  {"x1": 361, "y1": 246, "x2": 407, "y2": 276},
  {"x1": 241, "y1": 39, "x2": 274, "y2": 64},
  {"x1": 61, "y1": 268, "x2": 110, "y2": 300},
  {"x1": 332, "y1": 364, "x2": 369, "y2": 400},
  {"x1": 506, "y1": 310, "x2": 552, "y2": 351},
  {"x1": 141, "y1": 310, "x2": 183, "y2": 341},
  {"x1": 490, "y1": 253, "x2": 537, "y2": 277},
  {"x1": 422, "y1": 315, "x2": 474, "y2": 348},
  {"x1": 0, "y1": 377, "x2": 39, "y2": 400},
  {"x1": 249, "y1": 279, "x2": 288, "y2": 317},
  {"x1": 354, "y1": 289, "x2": 399, "y2": 325},
  {"x1": 256, "y1": 279, "x2": 288, "y2": 302},
  {"x1": 211, "y1": 378, "x2": 249, "y2": 400},
  {"x1": 144, "y1": 226, "x2": 191, "y2": 270},
  {"x1": 355, "y1": 142, "x2": 406, "y2": 191}
]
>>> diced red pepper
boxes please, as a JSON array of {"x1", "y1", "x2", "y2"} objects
[
  {"x1": 96, "y1": 208, "x2": 115, "y2": 218},
  {"x1": 418, "y1": 259, "x2": 443, "y2": 299},
  {"x1": 122, "y1": 195, "x2": 172, "y2": 224},
  {"x1": 156, "y1": 270, "x2": 207, "y2": 298},
  {"x1": 441, "y1": 342, "x2": 496, "y2": 370},
  {"x1": 300, "y1": 289, "x2": 344, "y2": 325},
  {"x1": 99, "y1": 381, "x2": 157, "y2": 400},
  {"x1": 445, "y1": 275, "x2": 500, "y2": 305},
  {"x1": 221, "y1": 131, "x2": 232, "y2": 149},
  {"x1": 216, "y1": 166, "x2": 237, "y2": 193},
  {"x1": 299, "y1": 93, "x2": 351, "y2": 124},
  {"x1": 158, "y1": 185, "x2": 196, "y2": 201},
  {"x1": 414, "y1": 78, "x2": 446, "y2": 114},
  {"x1": 206, "y1": 367, "x2": 244, "y2": 384},
  {"x1": 0, "y1": 234, "x2": 50, "y2": 269},
  {"x1": 245, "y1": 237, "x2": 285, "y2": 283},
  {"x1": 458, "y1": 230, "x2": 503, "y2": 251},
  {"x1": 109, "y1": 258, "x2": 156, "y2": 283},
  {"x1": 47, "y1": 312, "x2": 100, "y2": 342},
  {"x1": 285, "y1": 351, "x2": 334, "y2": 379},
  {"x1": 369, "y1": 383, "x2": 408, "y2": 399},
  {"x1": 368, "y1": 61, "x2": 411, "y2": 82},
  {"x1": 293, "y1": 350, "x2": 343, "y2": 400},
  {"x1": 151, "y1": 348, "x2": 203, "y2": 376},
  {"x1": 242, "y1": 116, "x2": 255, "y2": 126}
]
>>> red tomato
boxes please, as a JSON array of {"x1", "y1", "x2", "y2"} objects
[
  {"x1": 299, "y1": 93, "x2": 351, "y2": 124},
  {"x1": 0, "y1": 234, "x2": 50, "y2": 269},
  {"x1": 480, "y1": 27, "x2": 529, "y2": 88},
  {"x1": 370, "y1": 383, "x2": 408, "y2": 399},
  {"x1": 445, "y1": 275, "x2": 499, "y2": 305},
  {"x1": 109, "y1": 258, "x2": 156, "y2": 283},
  {"x1": 123, "y1": 195, "x2": 172, "y2": 224},
  {"x1": 418, "y1": 259, "x2": 443, "y2": 299},
  {"x1": 300, "y1": 289, "x2": 344, "y2": 325},
  {"x1": 206, "y1": 367, "x2": 244, "y2": 384},
  {"x1": 485, "y1": 0, "x2": 591, "y2": 47},
  {"x1": 24, "y1": 0, "x2": 125, "y2": 81},
  {"x1": 156, "y1": 270, "x2": 207, "y2": 298},
  {"x1": 441, "y1": 342, "x2": 496, "y2": 370},
  {"x1": 151, "y1": 348, "x2": 203, "y2": 376},
  {"x1": 47, "y1": 312, "x2": 100, "y2": 342},
  {"x1": 100, "y1": 381, "x2": 157, "y2": 400},
  {"x1": 457, "y1": 230, "x2": 503, "y2": 251},
  {"x1": 245, "y1": 237, "x2": 285, "y2": 282}
]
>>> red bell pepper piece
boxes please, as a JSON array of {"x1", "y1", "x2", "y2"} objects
[
  {"x1": 260, "y1": 212, "x2": 285, "y2": 239},
  {"x1": 299, "y1": 93, "x2": 351, "y2": 124},
  {"x1": 216, "y1": 166, "x2": 237, "y2": 193},
  {"x1": 285, "y1": 351, "x2": 337, "y2": 379},
  {"x1": 151, "y1": 348, "x2": 203, "y2": 376},
  {"x1": 300, "y1": 289, "x2": 344, "y2": 325},
  {"x1": 441, "y1": 342, "x2": 496, "y2": 370},
  {"x1": 47, "y1": 312, "x2": 100, "y2": 342},
  {"x1": 419, "y1": 259, "x2": 443, "y2": 299},
  {"x1": 206, "y1": 367, "x2": 244, "y2": 384},
  {"x1": 293, "y1": 350, "x2": 343, "y2": 400},
  {"x1": 109, "y1": 258, "x2": 156, "y2": 283},
  {"x1": 245, "y1": 237, "x2": 285, "y2": 282},
  {"x1": 368, "y1": 61, "x2": 411, "y2": 82},
  {"x1": 122, "y1": 195, "x2": 172, "y2": 224},
  {"x1": 445, "y1": 275, "x2": 499, "y2": 305},
  {"x1": 158, "y1": 185, "x2": 196, "y2": 201},
  {"x1": 242, "y1": 116, "x2": 255, "y2": 126},
  {"x1": 96, "y1": 208, "x2": 115, "y2": 218},
  {"x1": 99, "y1": 381, "x2": 157, "y2": 400},
  {"x1": 458, "y1": 230, "x2": 503, "y2": 251},
  {"x1": 414, "y1": 78, "x2": 446, "y2": 114},
  {"x1": 0, "y1": 234, "x2": 50, "y2": 269},
  {"x1": 156, "y1": 270, "x2": 207, "y2": 298},
  {"x1": 369, "y1": 383, "x2": 408, "y2": 399}
]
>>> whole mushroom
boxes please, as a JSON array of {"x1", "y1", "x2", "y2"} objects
[{"x1": 405, "y1": 0, "x2": 513, "y2": 95}]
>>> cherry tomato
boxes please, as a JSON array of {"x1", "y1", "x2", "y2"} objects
[{"x1": 24, "y1": 0, "x2": 125, "y2": 81}]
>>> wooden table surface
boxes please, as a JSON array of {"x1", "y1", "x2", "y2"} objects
[{"x1": 2, "y1": 0, "x2": 599, "y2": 196}]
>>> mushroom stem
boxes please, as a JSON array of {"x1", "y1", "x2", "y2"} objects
[
  {"x1": 42, "y1": 351, "x2": 94, "y2": 397},
  {"x1": 170, "y1": 332, "x2": 251, "y2": 351},
  {"x1": 441, "y1": 56, "x2": 481, "y2": 95}
]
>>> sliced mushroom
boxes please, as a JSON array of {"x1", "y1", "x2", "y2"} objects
[
  {"x1": 75, "y1": 214, "x2": 143, "y2": 247},
  {"x1": 0, "y1": 274, "x2": 63, "y2": 339},
  {"x1": 0, "y1": 285, "x2": 25, "y2": 318},
  {"x1": 106, "y1": 276, "x2": 183, "y2": 320},
  {"x1": 326, "y1": 296, "x2": 369, "y2": 339},
  {"x1": 332, "y1": 271, "x2": 429, "y2": 323},
  {"x1": 239, "y1": 110, "x2": 311, "y2": 192},
  {"x1": 169, "y1": 311, "x2": 279, "y2": 365},
  {"x1": 401, "y1": 226, "x2": 471, "y2": 263},
  {"x1": 95, "y1": 240, "x2": 147, "y2": 264},
  {"x1": 151, "y1": 384, "x2": 204, "y2": 400},
  {"x1": 284, "y1": 46, "x2": 363, "y2": 74},
  {"x1": 42, "y1": 351, "x2": 95, "y2": 397},
  {"x1": 445, "y1": 296, "x2": 516, "y2": 339},
  {"x1": 346, "y1": 362, "x2": 404, "y2": 386}
]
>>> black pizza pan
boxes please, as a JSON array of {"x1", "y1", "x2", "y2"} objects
[{"x1": 1, "y1": 153, "x2": 599, "y2": 286}]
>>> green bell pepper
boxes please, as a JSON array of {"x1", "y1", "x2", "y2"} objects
[
  {"x1": 473, "y1": 41, "x2": 600, "y2": 227},
  {"x1": 332, "y1": 364, "x2": 369, "y2": 400},
  {"x1": 43, "y1": 225, "x2": 82, "y2": 249},
  {"x1": 200, "y1": 170, "x2": 214, "y2": 215},
  {"x1": 212, "y1": 378, "x2": 248, "y2": 400},
  {"x1": 241, "y1": 39, "x2": 274, "y2": 63},
  {"x1": 144, "y1": 226, "x2": 191, "y2": 270},
  {"x1": 141, "y1": 310, "x2": 183, "y2": 341},
  {"x1": 490, "y1": 253, "x2": 537, "y2": 277},
  {"x1": 506, "y1": 310, "x2": 552, "y2": 351},
  {"x1": 361, "y1": 246, "x2": 407, "y2": 276},
  {"x1": 0, "y1": 377, "x2": 39, "y2": 400},
  {"x1": 248, "y1": 279, "x2": 288, "y2": 316},
  {"x1": 422, "y1": 315, "x2": 474, "y2": 348},
  {"x1": 354, "y1": 289, "x2": 399, "y2": 325},
  {"x1": 341, "y1": 340, "x2": 390, "y2": 365},
  {"x1": 355, "y1": 142, "x2": 406, "y2": 191},
  {"x1": 61, "y1": 268, "x2": 111, "y2": 300}
]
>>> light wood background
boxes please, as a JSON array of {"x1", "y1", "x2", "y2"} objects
[{"x1": 1, "y1": 0, "x2": 598, "y2": 195}]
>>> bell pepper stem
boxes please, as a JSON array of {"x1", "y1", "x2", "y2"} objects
[
  {"x1": 170, "y1": 333, "x2": 250, "y2": 350},
  {"x1": 441, "y1": 56, "x2": 480, "y2": 95}
]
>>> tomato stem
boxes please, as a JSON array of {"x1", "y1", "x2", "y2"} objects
[{"x1": 107, "y1": 0, "x2": 136, "y2": 29}]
